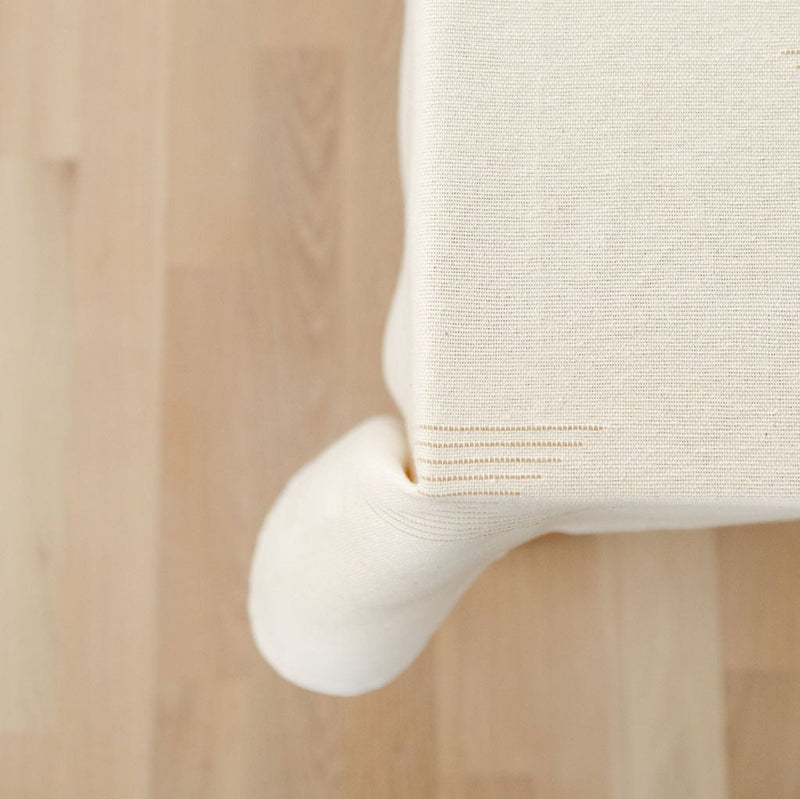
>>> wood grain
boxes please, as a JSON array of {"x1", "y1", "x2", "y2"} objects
[
  {"x1": 598, "y1": 531, "x2": 728, "y2": 799},
  {"x1": 2, "y1": 1, "x2": 800, "y2": 796},
  {"x1": 0, "y1": 160, "x2": 72, "y2": 734},
  {"x1": 53, "y1": 1, "x2": 169, "y2": 796}
]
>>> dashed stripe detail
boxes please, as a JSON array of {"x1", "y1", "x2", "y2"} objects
[
  {"x1": 418, "y1": 456, "x2": 563, "y2": 465},
  {"x1": 420, "y1": 474, "x2": 542, "y2": 483},
  {"x1": 417, "y1": 440, "x2": 584, "y2": 448},
  {"x1": 418, "y1": 424, "x2": 604, "y2": 432},
  {"x1": 418, "y1": 490, "x2": 522, "y2": 497}
]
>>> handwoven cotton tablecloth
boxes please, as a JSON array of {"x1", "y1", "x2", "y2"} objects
[{"x1": 249, "y1": 0, "x2": 800, "y2": 695}]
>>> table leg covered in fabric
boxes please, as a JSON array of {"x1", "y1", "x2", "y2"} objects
[{"x1": 249, "y1": 0, "x2": 800, "y2": 695}]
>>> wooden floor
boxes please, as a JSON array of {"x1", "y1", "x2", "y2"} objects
[{"x1": 3, "y1": 1, "x2": 800, "y2": 796}]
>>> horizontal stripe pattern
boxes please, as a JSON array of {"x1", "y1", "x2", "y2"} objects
[{"x1": 414, "y1": 423, "x2": 607, "y2": 497}]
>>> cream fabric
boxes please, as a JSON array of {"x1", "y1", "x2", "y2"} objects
[{"x1": 249, "y1": 0, "x2": 800, "y2": 695}]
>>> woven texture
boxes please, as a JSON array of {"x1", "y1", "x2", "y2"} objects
[{"x1": 386, "y1": 0, "x2": 800, "y2": 520}]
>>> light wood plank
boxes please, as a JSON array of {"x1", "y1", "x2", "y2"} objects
[
  {"x1": 435, "y1": 535, "x2": 614, "y2": 798},
  {"x1": 719, "y1": 521, "x2": 800, "y2": 670},
  {"x1": 259, "y1": 0, "x2": 354, "y2": 47},
  {"x1": 52, "y1": 0, "x2": 168, "y2": 796},
  {"x1": 441, "y1": 775, "x2": 540, "y2": 799},
  {"x1": 155, "y1": 267, "x2": 272, "y2": 798},
  {"x1": 342, "y1": 0, "x2": 405, "y2": 420},
  {"x1": 0, "y1": 160, "x2": 72, "y2": 733},
  {"x1": 0, "y1": 0, "x2": 80, "y2": 158},
  {"x1": 726, "y1": 671, "x2": 800, "y2": 799},
  {"x1": 166, "y1": 0, "x2": 260, "y2": 270},
  {"x1": 598, "y1": 530, "x2": 728, "y2": 799},
  {"x1": 719, "y1": 521, "x2": 800, "y2": 798},
  {"x1": 256, "y1": 48, "x2": 349, "y2": 449}
]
